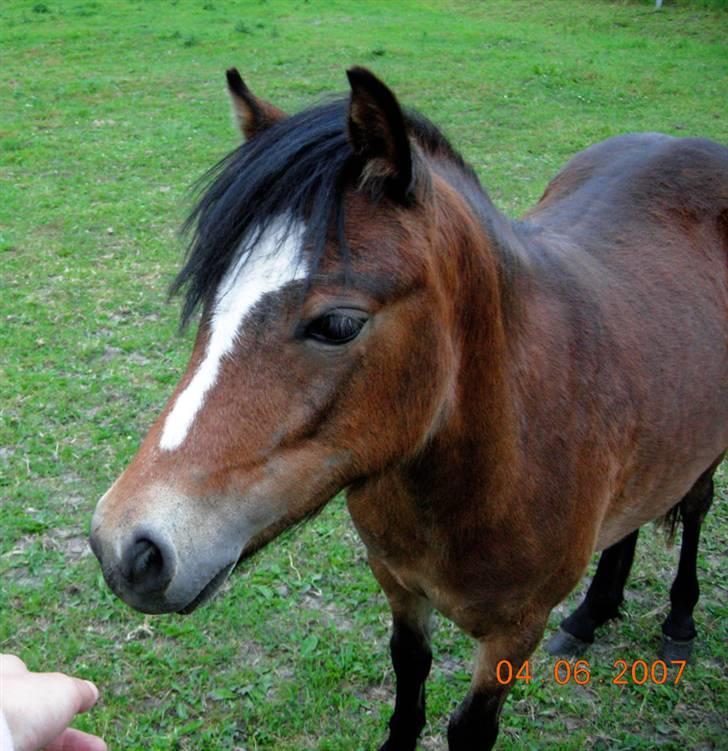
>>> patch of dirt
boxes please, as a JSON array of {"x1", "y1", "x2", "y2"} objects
[
  {"x1": 300, "y1": 592, "x2": 356, "y2": 633},
  {"x1": 233, "y1": 639, "x2": 267, "y2": 673},
  {"x1": 2, "y1": 527, "x2": 91, "y2": 583},
  {"x1": 437, "y1": 654, "x2": 466, "y2": 678},
  {"x1": 127, "y1": 351, "x2": 150, "y2": 366},
  {"x1": 42, "y1": 527, "x2": 92, "y2": 563},
  {"x1": 420, "y1": 731, "x2": 446, "y2": 750},
  {"x1": 99, "y1": 346, "x2": 123, "y2": 362},
  {"x1": 352, "y1": 680, "x2": 391, "y2": 712}
]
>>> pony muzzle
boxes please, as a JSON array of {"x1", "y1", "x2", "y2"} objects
[
  {"x1": 90, "y1": 525, "x2": 237, "y2": 614},
  {"x1": 89, "y1": 488, "x2": 242, "y2": 615}
]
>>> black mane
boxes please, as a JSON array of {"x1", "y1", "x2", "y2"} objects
[{"x1": 172, "y1": 97, "x2": 476, "y2": 328}]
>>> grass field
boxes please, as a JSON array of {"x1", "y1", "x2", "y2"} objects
[{"x1": 1, "y1": 1, "x2": 727, "y2": 749}]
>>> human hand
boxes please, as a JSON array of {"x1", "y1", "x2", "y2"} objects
[{"x1": 0, "y1": 654, "x2": 107, "y2": 751}]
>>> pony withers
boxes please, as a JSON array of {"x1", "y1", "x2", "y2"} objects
[{"x1": 90, "y1": 67, "x2": 728, "y2": 749}]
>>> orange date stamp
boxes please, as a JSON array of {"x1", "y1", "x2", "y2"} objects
[{"x1": 495, "y1": 658, "x2": 687, "y2": 686}]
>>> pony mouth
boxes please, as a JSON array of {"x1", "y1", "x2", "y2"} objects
[{"x1": 177, "y1": 562, "x2": 235, "y2": 615}]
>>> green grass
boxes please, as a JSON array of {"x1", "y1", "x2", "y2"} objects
[{"x1": 1, "y1": 1, "x2": 726, "y2": 749}]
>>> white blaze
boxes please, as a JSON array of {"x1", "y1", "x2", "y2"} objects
[{"x1": 159, "y1": 219, "x2": 306, "y2": 451}]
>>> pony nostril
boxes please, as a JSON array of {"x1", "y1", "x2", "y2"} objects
[
  {"x1": 121, "y1": 536, "x2": 173, "y2": 594},
  {"x1": 130, "y1": 539, "x2": 162, "y2": 581}
]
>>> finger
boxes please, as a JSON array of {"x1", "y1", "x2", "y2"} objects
[
  {"x1": 45, "y1": 728, "x2": 108, "y2": 751},
  {"x1": 38, "y1": 674, "x2": 100, "y2": 714},
  {"x1": 0, "y1": 653, "x2": 27, "y2": 674},
  {"x1": 70, "y1": 679, "x2": 100, "y2": 714}
]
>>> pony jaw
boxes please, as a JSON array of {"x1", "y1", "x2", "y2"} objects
[{"x1": 176, "y1": 561, "x2": 237, "y2": 615}]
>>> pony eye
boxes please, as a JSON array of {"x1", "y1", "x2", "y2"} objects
[{"x1": 304, "y1": 311, "x2": 366, "y2": 345}]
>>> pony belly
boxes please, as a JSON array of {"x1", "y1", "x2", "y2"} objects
[{"x1": 595, "y1": 448, "x2": 726, "y2": 551}]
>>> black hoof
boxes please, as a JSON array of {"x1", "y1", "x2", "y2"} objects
[
  {"x1": 659, "y1": 634, "x2": 694, "y2": 662},
  {"x1": 546, "y1": 628, "x2": 591, "y2": 657}
]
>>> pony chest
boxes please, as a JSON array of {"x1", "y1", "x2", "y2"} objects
[
  {"x1": 346, "y1": 493, "x2": 493, "y2": 631},
  {"x1": 346, "y1": 487, "x2": 434, "y2": 562}
]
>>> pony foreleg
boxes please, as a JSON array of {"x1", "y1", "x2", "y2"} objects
[
  {"x1": 369, "y1": 556, "x2": 433, "y2": 751},
  {"x1": 448, "y1": 614, "x2": 548, "y2": 751}
]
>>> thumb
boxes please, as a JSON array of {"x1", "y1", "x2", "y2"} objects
[{"x1": 45, "y1": 728, "x2": 107, "y2": 751}]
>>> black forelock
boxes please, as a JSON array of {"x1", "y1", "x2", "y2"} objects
[
  {"x1": 172, "y1": 98, "x2": 354, "y2": 328},
  {"x1": 171, "y1": 97, "x2": 471, "y2": 329}
]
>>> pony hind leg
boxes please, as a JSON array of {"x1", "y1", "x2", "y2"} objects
[
  {"x1": 659, "y1": 458, "x2": 720, "y2": 661},
  {"x1": 547, "y1": 528, "x2": 639, "y2": 657},
  {"x1": 368, "y1": 556, "x2": 433, "y2": 751}
]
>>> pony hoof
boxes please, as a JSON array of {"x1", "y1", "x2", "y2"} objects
[
  {"x1": 659, "y1": 634, "x2": 694, "y2": 662},
  {"x1": 546, "y1": 628, "x2": 591, "y2": 657}
]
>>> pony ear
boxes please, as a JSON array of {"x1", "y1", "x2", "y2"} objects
[
  {"x1": 346, "y1": 66, "x2": 413, "y2": 201},
  {"x1": 225, "y1": 68, "x2": 287, "y2": 140}
]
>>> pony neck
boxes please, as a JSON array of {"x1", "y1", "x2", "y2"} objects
[{"x1": 415, "y1": 164, "x2": 524, "y2": 510}]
